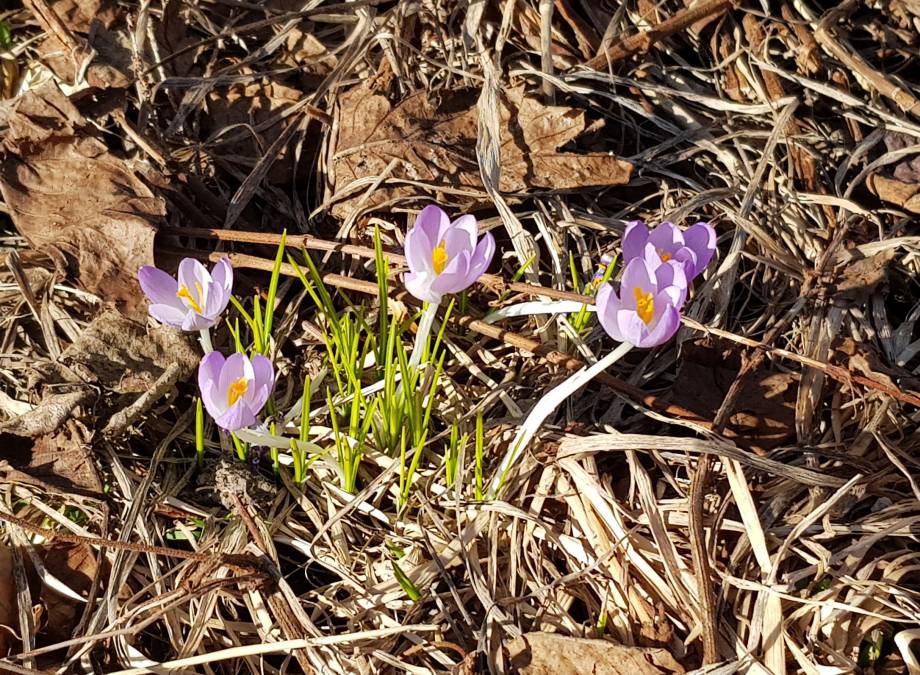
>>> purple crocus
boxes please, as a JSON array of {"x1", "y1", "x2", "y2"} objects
[
  {"x1": 596, "y1": 257, "x2": 686, "y2": 348},
  {"x1": 404, "y1": 205, "x2": 495, "y2": 304},
  {"x1": 198, "y1": 351, "x2": 274, "y2": 432},
  {"x1": 138, "y1": 257, "x2": 233, "y2": 331},
  {"x1": 622, "y1": 220, "x2": 716, "y2": 280}
]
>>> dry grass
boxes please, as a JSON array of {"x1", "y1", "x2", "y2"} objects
[{"x1": 1, "y1": 0, "x2": 920, "y2": 673}]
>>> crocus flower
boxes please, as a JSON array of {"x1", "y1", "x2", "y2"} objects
[
  {"x1": 404, "y1": 205, "x2": 495, "y2": 304},
  {"x1": 198, "y1": 351, "x2": 274, "y2": 432},
  {"x1": 622, "y1": 220, "x2": 716, "y2": 280},
  {"x1": 596, "y1": 257, "x2": 686, "y2": 348},
  {"x1": 138, "y1": 257, "x2": 233, "y2": 331}
]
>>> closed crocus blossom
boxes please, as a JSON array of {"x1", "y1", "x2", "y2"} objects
[
  {"x1": 198, "y1": 351, "x2": 274, "y2": 432},
  {"x1": 623, "y1": 220, "x2": 716, "y2": 280},
  {"x1": 596, "y1": 257, "x2": 685, "y2": 348},
  {"x1": 138, "y1": 257, "x2": 233, "y2": 331},
  {"x1": 404, "y1": 205, "x2": 495, "y2": 304}
]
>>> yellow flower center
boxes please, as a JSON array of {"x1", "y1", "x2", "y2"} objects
[
  {"x1": 657, "y1": 249, "x2": 672, "y2": 263},
  {"x1": 432, "y1": 241, "x2": 448, "y2": 275},
  {"x1": 633, "y1": 287, "x2": 655, "y2": 325},
  {"x1": 176, "y1": 282, "x2": 205, "y2": 313},
  {"x1": 227, "y1": 377, "x2": 249, "y2": 407}
]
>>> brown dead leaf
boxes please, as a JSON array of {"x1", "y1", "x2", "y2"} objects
[
  {"x1": 868, "y1": 175, "x2": 920, "y2": 214},
  {"x1": 1, "y1": 420, "x2": 103, "y2": 496},
  {"x1": 206, "y1": 80, "x2": 307, "y2": 184},
  {"x1": 0, "y1": 545, "x2": 15, "y2": 656},
  {"x1": 28, "y1": 0, "x2": 131, "y2": 89},
  {"x1": 834, "y1": 337, "x2": 920, "y2": 394},
  {"x1": 831, "y1": 249, "x2": 897, "y2": 304},
  {"x1": 39, "y1": 543, "x2": 101, "y2": 643},
  {"x1": 0, "y1": 83, "x2": 164, "y2": 314},
  {"x1": 328, "y1": 85, "x2": 632, "y2": 218},
  {"x1": 2, "y1": 310, "x2": 198, "y2": 440},
  {"x1": 671, "y1": 339, "x2": 797, "y2": 454},
  {"x1": 506, "y1": 632, "x2": 684, "y2": 674}
]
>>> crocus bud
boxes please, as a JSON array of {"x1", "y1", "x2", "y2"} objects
[
  {"x1": 138, "y1": 257, "x2": 233, "y2": 331},
  {"x1": 596, "y1": 257, "x2": 686, "y2": 348},
  {"x1": 404, "y1": 205, "x2": 495, "y2": 304},
  {"x1": 622, "y1": 220, "x2": 716, "y2": 280},
  {"x1": 198, "y1": 351, "x2": 274, "y2": 432}
]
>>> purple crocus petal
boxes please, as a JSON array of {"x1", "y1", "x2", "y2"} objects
[
  {"x1": 178, "y1": 258, "x2": 210, "y2": 301},
  {"x1": 655, "y1": 260, "x2": 688, "y2": 308},
  {"x1": 596, "y1": 283, "x2": 624, "y2": 341},
  {"x1": 218, "y1": 352, "x2": 254, "y2": 398},
  {"x1": 449, "y1": 214, "x2": 478, "y2": 249},
  {"x1": 616, "y1": 308, "x2": 648, "y2": 347},
  {"x1": 181, "y1": 310, "x2": 216, "y2": 332},
  {"x1": 638, "y1": 302, "x2": 680, "y2": 348},
  {"x1": 430, "y1": 250, "x2": 472, "y2": 295},
  {"x1": 215, "y1": 402, "x2": 258, "y2": 432},
  {"x1": 138, "y1": 266, "x2": 180, "y2": 306},
  {"x1": 682, "y1": 222, "x2": 717, "y2": 278},
  {"x1": 466, "y1": 231, "x2": 495, "y2": 283},
  {"x1": 622, "y1": 221, "x2": 649, "y2": 262},
  {"x1": 245, "y1": 354, "x2": 274, "y2": 413},
  {"x1": 442, "y1": 227, "x2": 475, "y2": 261},
  {"x1": 647, "y1": 222, "x2": 683, "y2": 256},
  {"x1": 413, "y1": 205, "x2": 450, "y2": 249},
  {"x1": 405, "y1": 271, "x2": 442, "y2": 304},
  {"x1": 620, "y1": 257, "x2": 657, "y2": 309},
  {"x1": 148, "y1": 303, "x2": 187, "y2": 328},
  {"x1": 671, "y1": 247, "x2": 698, "y2": 279},
  {"x1": 405, "y1": 226, "x2": 434, "y2": 275},
  {"x1": 198, "y1": 351, "x2": 227, "y2": 418},
  {"x1": 203, "y1": 257, "x2": 233, "y2": 317}
]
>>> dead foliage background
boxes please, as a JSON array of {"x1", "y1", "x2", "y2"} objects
[{"x1": 1, "y1": 0, "x2": 920, "y2": 673}]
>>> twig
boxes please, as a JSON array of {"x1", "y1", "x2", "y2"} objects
[{"x1": 585, "y1": 0, "x2": 734, "y2": 69}]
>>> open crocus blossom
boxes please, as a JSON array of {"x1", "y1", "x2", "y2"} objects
[
  {"x1": 404, "y1": 205, "x2": 495, "y2": 304},
  {"x1": 138, "y1": 257, "x2": 233, "y2": 331},
  {"x1": 596, "y1": 257, "x2": 686, "y2": 348},
  {"x1": 622, "y1": 220, "x2": 716, "y2": 280},
  {"x1": 199, "y1": 351, "x2": 274, "y2": 432}
]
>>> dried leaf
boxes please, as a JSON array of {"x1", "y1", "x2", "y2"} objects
[
  {"x1": 39, "y1": 543, "x2": 101, "y2": 642},
  {"x1": 328, "y1": 85, "x2": 632, "y2": 218},
  {"x1": 2, "y1": 310, "x2": 198, "y2": 439},
  {"x1": 868, "y1": 174, "x2": 920, "y2": 214},
  {"x1": 0, "y1": 83, "x2": 164, "y2": 314},
  {"x1": 832, "y1": 249, "x2": 897, "y2": 303},
  {"x1": 1, "y1": 421, "x2": 103, "y2": 496},
  {"x1": 671, "y1": 339, "x2": 797, "y2": 454},
  {"x1": 206, "y1": 80, "x2": 308, "y2": 184},
  {"x1": 30, "y1": 0, "x2": 130, "y2": 89},
  {"x1": 505, "y1": 632, "x2": 684, "y2": 674}
]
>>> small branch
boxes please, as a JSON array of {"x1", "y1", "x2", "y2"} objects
[{"x1": 585, "y1": 0, "x2": 734, "y2": 69}]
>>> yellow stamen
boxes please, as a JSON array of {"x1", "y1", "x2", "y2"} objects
[
  {"x1": 176, "y1": 285, "x2": 203, "y2": 313},
  {"x1": 432, "y1": 241, "x2": 448, "y2": 275},
  {"x1": 657, "y1": 249, "x2": 672, "y2": 263},
  {"x1": 227, "y1": 377, "x2": 249, "y2": 407},
  {"x1": 633, "y1": 287, "x2": 655, "y2": 325}
]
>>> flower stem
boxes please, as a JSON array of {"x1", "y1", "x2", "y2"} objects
[
  {"x1": 408, "y1": 302, "x2": 439, "y2": 370},
  {"x1": 199, "y1": 328, "x2": 214, "y2": 354},
  {"x1": 487, "y1": 341, "x2": 634, "y2": 499}
]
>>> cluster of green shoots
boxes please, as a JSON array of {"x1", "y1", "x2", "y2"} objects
[{"x1": 193, "y1": 230, "x2": 488, "y2": 510}]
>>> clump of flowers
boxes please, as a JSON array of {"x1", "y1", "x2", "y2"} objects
[
  {"x1": 139, "y1": 256, "x2": 274, "y2": 440},
  {"x1": 489, "y1": 219, "x2": 717, "y2": 497},
  {"x1": 594, "y1": 220, "x2": 715, "y2": 348},
  {"x1": 138, "y1": 257, "x2": 233, "y2": 332},
  {"x1": 622, "y1": 220, "x2": 716, "y2": 281}
]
